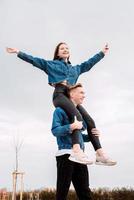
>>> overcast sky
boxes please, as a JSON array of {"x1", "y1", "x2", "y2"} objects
[{"x1": 0, "y1": 0, "x2": 134, "y2": 191}]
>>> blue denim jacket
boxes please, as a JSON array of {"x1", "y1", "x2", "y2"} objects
[
  {"x1": 51, "y1": 107, "x2": 90, "y2": 150},
  {"x1": 17, "y1": 51, "x2": 104, "y2": 85}
]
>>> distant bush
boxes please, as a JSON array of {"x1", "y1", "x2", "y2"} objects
[
  {"x1": 93, "y1": 187, "x2": 134, "y2": 200},
  {"x1": 17, "y1": 187, "x2": 134, "y2": 200}
]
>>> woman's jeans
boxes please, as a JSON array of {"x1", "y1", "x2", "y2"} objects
[{"x1": 53, "y1": 84, "x2": 101, "y2": 151}]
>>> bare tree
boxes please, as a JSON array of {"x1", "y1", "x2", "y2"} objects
[{"x1": 12, "y1": 135, "x2": 25, "y2": 200}]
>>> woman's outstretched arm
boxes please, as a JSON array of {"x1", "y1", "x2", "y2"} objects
[
  {"x1": 6, "y1": 47, "x2": 48, "y2": 72},
  {"x1": 76, "y1": 43, "x2": 109, "y2": 75}
]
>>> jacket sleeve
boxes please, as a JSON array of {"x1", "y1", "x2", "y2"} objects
[
  {"x1": 17, "y1": 51, "x2": 48, "y2": 74},
  {"x1": 51, "y1": 109, "x2": 72, "y2": 137},
  {"x1": 76, "y1": 51, "x2": 104, "y2": 75}
]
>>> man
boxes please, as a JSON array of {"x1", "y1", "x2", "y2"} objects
[{"x1": 51, "y1": 83, "x2": 100, "y2": 200}]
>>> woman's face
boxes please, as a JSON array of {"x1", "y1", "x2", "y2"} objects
[{"x1": 57, "y1": 43, "x2": 70, "y2": 61}]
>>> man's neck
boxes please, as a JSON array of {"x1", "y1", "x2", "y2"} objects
[{"x1": 70, "y1": 99, "x2": 77, "y2": 107}]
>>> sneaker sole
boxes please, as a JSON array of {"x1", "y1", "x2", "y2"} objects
[
  {"x1": 95, "y1": 161, "x2": 117, "y2": 166},
  {"x1": 69, "y1": 156, "x2": 93, "y2": 165}
]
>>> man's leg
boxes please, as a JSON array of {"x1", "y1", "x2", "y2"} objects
[
  {"x1": 56, "y1": 154, "x2": 74, "y2": 200},
  {"x1": 72, "y1": 163, "x2": 94, "y2": 200}
]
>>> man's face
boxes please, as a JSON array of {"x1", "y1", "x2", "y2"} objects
[{"x1": 70, "y1": 87, "x2": 85, "y2": 105}]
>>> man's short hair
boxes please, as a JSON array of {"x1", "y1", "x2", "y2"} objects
[{"x1": 68, "y1": 83, "x2": 83, "y2": 97}]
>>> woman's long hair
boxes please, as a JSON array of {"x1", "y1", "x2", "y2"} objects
[{"x1": 53, "y1": 42, "x2": 71, "y2": 63}]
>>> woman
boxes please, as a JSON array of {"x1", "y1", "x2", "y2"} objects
[{"x1": 6, "y1": 42, "x2": 116, "y2": 165}]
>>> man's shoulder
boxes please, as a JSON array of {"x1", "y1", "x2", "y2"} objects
[
  {"x1": 53, "y1": 107, "x2": 69, "y2": 122},
  {"x1": 54, "y1": 107, "x2": 67, "y2": 115}
]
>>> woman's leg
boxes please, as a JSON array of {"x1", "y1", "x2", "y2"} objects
[
  {"x1": 77, "y1": 105, "x2": 117, "y2": 166},
  {"x1": 53, "y1": 85, "x2": 93, "y2": 164},
  {"x1": 77, "y1": 104, "x2": 102, "y2": 151},
  {"x1": 53, "y1": 90, "x2": 83, "y2": 145}
]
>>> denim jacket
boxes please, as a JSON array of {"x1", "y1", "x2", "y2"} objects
[
  {"x1": 17, "y1": 51, "x2": 104, "y2": 85},
  {"x1": 51, "y1": 107, "x2": 90, "y2": 150}
]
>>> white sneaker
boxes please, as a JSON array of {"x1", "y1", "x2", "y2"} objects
[
  {"x1": 69, "y1": 150, "x2": 93, "y2": 165},
  {"x1": 95, "y1": 154, "x2": 117, "y2": 166}
]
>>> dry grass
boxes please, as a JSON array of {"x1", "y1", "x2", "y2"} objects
[{"x1": 16, "y1": 187, "x2": 134, "y2": 200}]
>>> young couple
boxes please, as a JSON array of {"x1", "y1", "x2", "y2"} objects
[
  {"x1": 6, "y1": 42, "x2": 116, "y2": 166},
  {"x1": 7, "y1": 42, "x2": 117, "y2": 200}
]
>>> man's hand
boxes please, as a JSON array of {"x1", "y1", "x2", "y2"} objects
[
  {"x1": 91, "y1": 128, "x2": 100, "y2": 137},
  {"x1": 102, "y1": 43, "x2": 109, "y2": 55},
  {"x1": 6, "y1": 47, "x2": 19, "y2": 54},
  {"x1": 70, "y1": 116, "x2": 83, "y2": 131}
]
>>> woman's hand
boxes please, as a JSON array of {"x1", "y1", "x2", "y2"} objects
[
  {"x1": 91, "y1": 128, "x2": 100, "y2": 137},
  {"x1": 102, "y1": 43, "x2": 109, "y2": 55},
  {"x1": 6, "y1": 47, "x2": 19, "y2": 54}
]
